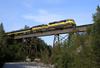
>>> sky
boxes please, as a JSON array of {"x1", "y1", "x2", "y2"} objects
[{"x1": 0, "y1": 0, "x2": 100, "y2": 45}]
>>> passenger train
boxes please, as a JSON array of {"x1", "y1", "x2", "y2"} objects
[{"x1": 7, "y1": 19, "x2": 76, "y2": 36}]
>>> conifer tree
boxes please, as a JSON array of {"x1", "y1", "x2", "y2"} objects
[
  {"x1": 0, "y1": 23, "x2": 7, "y2": 45},
  {"x1": 91, "y1": 6, "x2": 100, "y2": 68},
  {"x1": 0, "y1": 23, "x2": 7, "y2": 67}
]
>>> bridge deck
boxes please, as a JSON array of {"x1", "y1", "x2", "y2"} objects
[{"x1": 14, "y1": 24, "x2": 92, "y2": 39}]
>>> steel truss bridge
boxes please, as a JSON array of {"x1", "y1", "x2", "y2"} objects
[{"x1": 8, "y1": 24, "x2": 92, "y2": 46}]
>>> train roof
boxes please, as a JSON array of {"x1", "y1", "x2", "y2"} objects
[
  {"x1": 49, "y1": 20, "x2": 66, "y2": 24},
  {"x1": 31, "y1": 24, "x2": 47, "y2": 28}
]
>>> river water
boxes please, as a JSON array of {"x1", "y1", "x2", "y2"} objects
[{"x1": 3, "y1": 62, "x2": 53, "y2": 68}]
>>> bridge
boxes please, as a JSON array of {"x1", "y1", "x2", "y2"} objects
[
  {"x1": 12, "y1": 24, "x2": 92, "y2": 39},
  {"x1": 7, "y1": 24, "x2": 92, "y2": 46}
]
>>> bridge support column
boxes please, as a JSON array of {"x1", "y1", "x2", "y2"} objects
[
  {"x1": 53, "y1": 34, "x2": 60, "y2": 47},
  {"x1": 53, "y1": 32, "x2": 75, "y2": 47},
  {"x1": 22, "y1": 38, "x2": 32, "y2": 58}
]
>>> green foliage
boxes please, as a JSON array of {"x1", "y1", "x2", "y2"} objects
[
  {"x1": 0, "y1": 43, "x2": 26, "y2": 62},
  {"x1": 54, "y1": 47, "x2": 73, "y2": 68},
  {"x1": 28, "y1": 37, "x2": 49, "y2": 59},
  {"x1": 0, "y1": 23, "x2": 27, "y2": 67},
  {"x1": 0, "y1": 23, "x2": 8, "y2": 62},
  {"x1": 0, "y1": 23, "x2": 10, "y2": 67},
  {"x1": 7, "y1": 43, "x2": 27, "y2": 61},
  {"x1": 90, "y1": 5, "x2": 100, "y2": 68},
  {"x1": 0, "y1": 23, "x2": 7, "y2": 46},
  {"x1": 41, "y1": 46, "x2": 51, "y2": 64},
  {"x1": 51, "y1": 32, "x2": 94, "y2": 68},
  {"x1": 0, "y1": 22, "x2": 50, "y2": 66}
]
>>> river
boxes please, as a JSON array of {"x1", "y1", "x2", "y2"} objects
[{"x1": 3, "y1": 62, "x2": 54, "y2": 68}]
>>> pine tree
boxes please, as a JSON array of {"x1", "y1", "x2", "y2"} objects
[
  {"x1": 0, "y1": 23, "x2": 6, "y2": 45},
  {"x1": 0, "y1": 23, "x2": 8, "y2": 67},
  {"x1": 0, "y1": 22, "x2": 7, "y2": 52},
  {"x1": 91, "y1": 6, "x2": 100, "y2": 68}
]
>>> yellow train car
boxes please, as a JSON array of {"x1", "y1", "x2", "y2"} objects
[
  {"x1": 31, "y1": 24, "x2": 48, "y2": 32},
  {"x1": 66, "y1": 19, "x2": 76, "y2": 25},
  {"x1": 48, "y1": 20, "x2": 66, "y2": 27},
  {"x1": 48, "y1": 19, "x2": 76, "y2": 30},
  {"x1": 7, "y1": 29, "x2": 31, "y2": 36}
]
